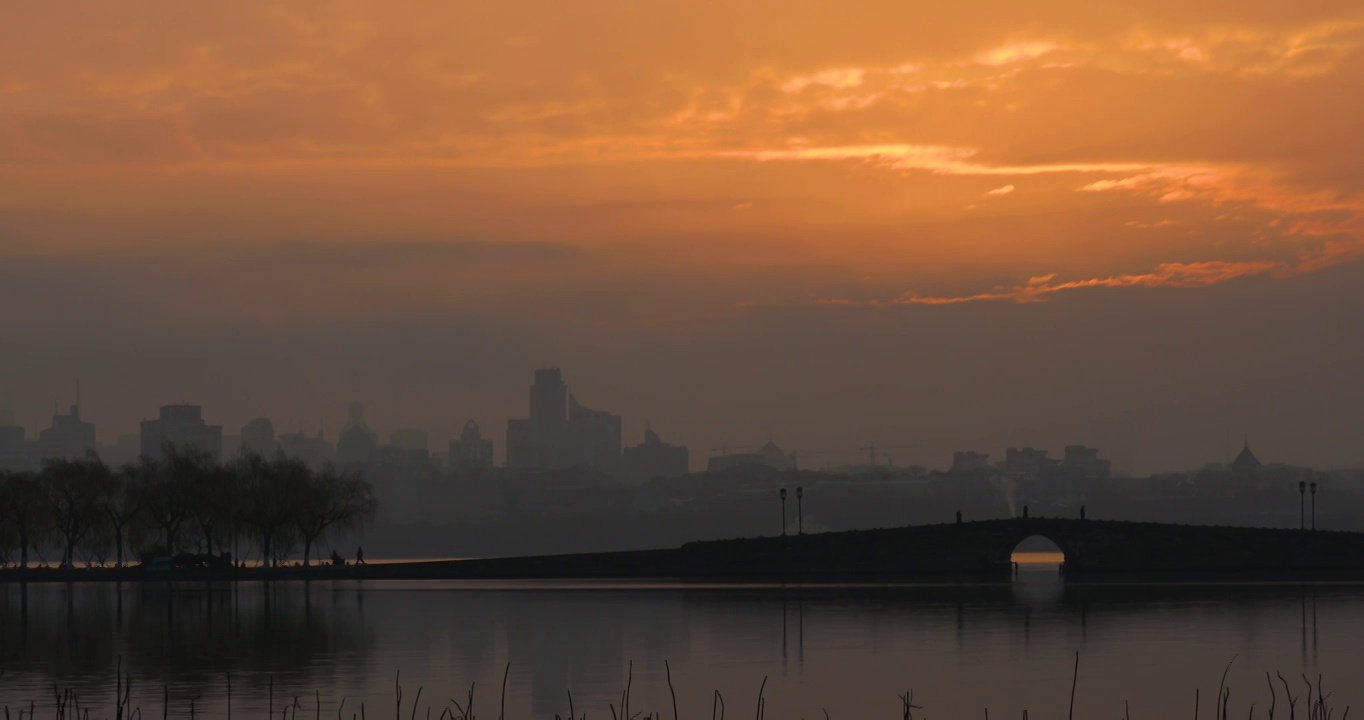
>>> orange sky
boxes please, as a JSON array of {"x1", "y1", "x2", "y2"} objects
[{"x1": 3, "y1": 1, "x2": 1364, "y2": 471}]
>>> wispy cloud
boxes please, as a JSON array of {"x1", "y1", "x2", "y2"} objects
[
  {"x1": 849, "y1": 260, "x2": 1283, "y2": 306},
  {"x1": 975, "y1": 41, "x2": 1061, "y2": 67}
]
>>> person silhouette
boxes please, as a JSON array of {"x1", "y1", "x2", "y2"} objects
[
  {"x1": 956, "y1": 510, "x2": 963, "y2": 524},
  {"x1": 356, "y1": 546, "x2": 366, "y2": 565}
]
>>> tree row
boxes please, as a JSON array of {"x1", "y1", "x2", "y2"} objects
[{"x1": 0, "y1": 446, "x2": 378, "y2": 569}]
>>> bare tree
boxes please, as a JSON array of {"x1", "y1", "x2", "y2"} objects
[
  {"x1": 0, "y1": 470, "x2": 51, "y2": 568},
  {"x1": 179, "y1": 449, "x2": 232, "y2": 556},
  {"x1": 133, "y1": 445, "x2": 196, "y2": 555},
  {"x1": 239, "y1": 452, "x2": 309, "y2": 567},
  {"x1": 296, "y1": 464, "x2": 378, "y2": 566},
  {"x1": 41, "y1": 453, "x2": 114, "y2": 568},
  {"x1": 101, "y1": 463, "x2": 145, "y2": 567}
]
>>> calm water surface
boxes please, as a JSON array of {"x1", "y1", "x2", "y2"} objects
[{"x1": 0, "y1": 559, "x2": 1359, "y2": 719}]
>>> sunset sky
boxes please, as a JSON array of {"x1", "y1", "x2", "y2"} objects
[{"x1": 3, "y1": 1, "x2": 1363, "y2": 473}]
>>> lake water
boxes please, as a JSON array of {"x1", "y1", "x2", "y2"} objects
[{"x1": 1, "y1": 559, "x2": 1360, "y2": 719}]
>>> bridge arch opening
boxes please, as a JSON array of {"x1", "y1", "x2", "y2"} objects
[{"x1": 1010, "y1": 535, "x2": 1065, "y2": 571}]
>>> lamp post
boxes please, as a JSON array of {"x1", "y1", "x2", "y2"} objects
[
  {"x1": 796, "y1": 486, "x2": 804, "y2": 535},
  {"x1": 779, "y1": 488, "x2": 788, "y2": 537},
  {"x1": 1299, "y1": 481, "x2": 1306, "y2": 530},
  {"x1": 1310, "y1": 481, "x2": 1318, "y2": 531}
]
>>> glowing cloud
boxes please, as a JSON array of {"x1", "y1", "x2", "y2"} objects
[
  {"x1": 975, "y1": 41, "x2": 1061, "y2": 66},
  {"x1": 872, "y1": 260, "x2": 1283, "y2": 306}
]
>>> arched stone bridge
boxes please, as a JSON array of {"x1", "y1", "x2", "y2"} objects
[{"x1": 400, "y1": 518, "x2": 1364, "y2": 580}]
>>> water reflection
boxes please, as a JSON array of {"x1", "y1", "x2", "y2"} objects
[{"x1": 0, "y1": 579, "x2": 1355, "y2": 719}]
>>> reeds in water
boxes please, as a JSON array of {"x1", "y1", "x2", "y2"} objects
[{"x1": 0, "y1": 654, "x2": 1351, "y2": 719}]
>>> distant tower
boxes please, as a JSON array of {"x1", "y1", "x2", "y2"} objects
[
  {"x1": 336, "y1": 401, "x2": 378, "y2": 464},
  {"x1": 529, "y1": 368, "x2": 568, "y2": 436}
]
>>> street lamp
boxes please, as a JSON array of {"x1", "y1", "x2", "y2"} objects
[
  {"x1": 1298, "y1": 481, "x2": 1306, "y2": 530},
  {"x1": 779, "y1": 487, "x2": 788, "y2": 537},
  {"x1": 796, "y1": 486, "x2": 804, "y2": 535},
  {"x1": 1310, "y1": 481, "x2": 1318, "y2": 531}
]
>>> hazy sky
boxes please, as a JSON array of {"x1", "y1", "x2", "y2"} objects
[{"x1": 3, "y1": 1, "x2": 1363, "y2": 473}]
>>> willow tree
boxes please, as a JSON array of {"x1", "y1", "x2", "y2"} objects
[
  {"x1": 178, "y1": 448, "x2": 234, "y2": 556},
  {"x1": 41, "y1": 453, "x2": 114, "y2": 568},
  {"x1": 0, "y1": 470, "x2": 50, "y2": 568},
  {"x1": 101, "y1": 463, "x2": 146, "y2": 567},
  {"x1": 132, "y1": 446, "x2": 196, "y2": 555},
  {"x1": 238, "y1": 452, "x2": 309, "y2": 567},
  {"x1": 296, "y1": 464, "x2": 377, "y2": 566}
]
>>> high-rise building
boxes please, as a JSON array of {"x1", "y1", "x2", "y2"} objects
[
  {"x1": 529, "y1": 368, "x2": 568, "y2": 439},
  {"x1": 506, "y1": 368, "x2": 623, "y2": 474},
  {"x1": 450, "y1": 419, "x2": 494, "y2": 472},
  {"x1": 621, "y1": 425, "x2": 688, "y2": 483},
  {"x1": 140, "y1": 405, "x2": 224, "y2": 462}
]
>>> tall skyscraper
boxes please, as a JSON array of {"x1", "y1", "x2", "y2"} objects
[
  {"x1": 529, "y1": 367, "x2": 568, "y2": 438},
  {"x1": 506, "y1": 368, "x2": 622, "y2": 474}
]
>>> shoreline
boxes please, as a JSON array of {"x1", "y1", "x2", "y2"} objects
[
  {"x1": 6, "y1": 559, "x2": 1364, "y2": 585},
  {"x1": 8, "y1": 517, "x2": 1364, "y2": 585}
]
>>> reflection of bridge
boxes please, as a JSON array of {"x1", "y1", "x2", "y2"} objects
[{"x1": 390, "y1": 518, "x2": 1364, "y2": 581}]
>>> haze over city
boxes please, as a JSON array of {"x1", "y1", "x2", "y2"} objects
[
  {"x1": 4, "y1": 2, "x2": 1364, "y2": 476},
  {"x1": 7, "y1": 2, "x2": 1364, "y2": 718}
]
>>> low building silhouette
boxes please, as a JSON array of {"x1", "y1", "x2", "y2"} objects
[
  {"x1": 621, "y1": 425, "x2": 689, "y2": 483},
  {"x1": 337, "y1": 402, "x2": 379, "y2": 465},
  {"x1": 386, "y1": 428, "x2": 431, "y2": 465},
  {"x1": 1228, "y1": 440, "x2": 1264, "y2": 473},
  {"x1": 949, "y1": 451, "x2": 992, "y2": 474},
  {"x1": 278, "y1": 428, "x2": 335, "y2": 468},
  {"x1": 450, "y1": 419, "x2": 495, "y2": 472},
  {"x1": 140, "y1": 404, "x2": 223, "y2": 462},
  {"x1": 707, "y1": 440, "x2": 796, "y2": 473},
  {"x1": 1062, "y1": 445, "x2": 1112, "y2": 479},
  {"x1": 1000, "y1": 447, "x2": 1055, "y2": 478},
  {"x1": 36, "y1": 403, "x2": 96, "y2": 460},
  {"x1": 240, "y1": 417, "x2": 277, "y2": 456},
  {"x1": 98, "y1": 433, "x2": 141, "y2": 467}
]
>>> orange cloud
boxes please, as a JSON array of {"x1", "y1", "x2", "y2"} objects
[
  {"x1": 865, "y1": 260, "x2": 1283, "y2": 306},
  {"x1": 2, "y1": 1, "x2": 1364, "y2": 321}
]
